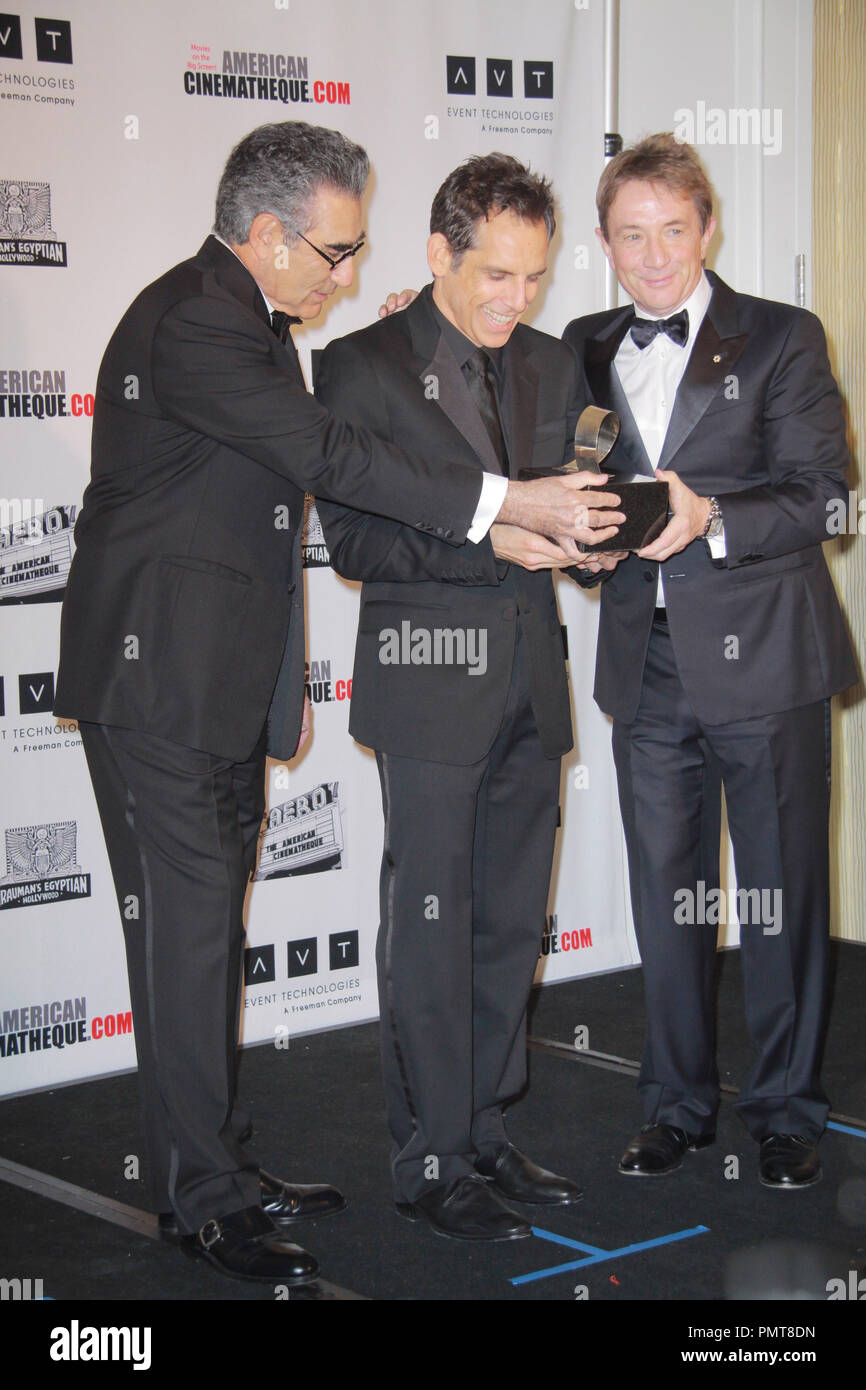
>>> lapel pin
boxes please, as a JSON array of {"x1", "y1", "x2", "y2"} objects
[{"x1": 713, "y1": 354, "x2": 722, "y2": 364}]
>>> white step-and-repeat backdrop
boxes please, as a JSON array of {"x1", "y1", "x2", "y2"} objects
[{"x1": 0, "y1": 0, "x2": 648, "y2": 1095}]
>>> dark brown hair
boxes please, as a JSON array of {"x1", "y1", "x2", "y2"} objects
[
  {"x1": 430, "y1": 153, "x2": 555, "y2": 262},
  {"x1": 596, "y1": 133, "x2": 713, "y2": 239}
]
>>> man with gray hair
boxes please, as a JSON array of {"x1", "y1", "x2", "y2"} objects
[{"x1": 55, "y1": 121, "x2": 604, "y2": 1287}]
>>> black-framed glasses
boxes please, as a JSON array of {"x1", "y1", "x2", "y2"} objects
[{"x1": 293, "y1": 229, "x2": 366, "y2": 269}]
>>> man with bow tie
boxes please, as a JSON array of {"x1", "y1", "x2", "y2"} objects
[
  {"x1": 563, "y1": 132, "x2": 856, "y2": 1188},
  {"x1": 54, "y1": 122, "x2": 600, "y2": 1287}
]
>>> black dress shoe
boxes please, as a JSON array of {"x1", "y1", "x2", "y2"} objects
[
  {"x1": 259, "y1": 1169, "x2": 347, "y2": 1224},
  {"x1": 186, "y1": 1205, "x2": 319, "y2": 1284},
  {"x1": 759, "y1": 1134, "x2": 822, "y2": 1188},
  {"x1": 396, "y1": 1174, "x2": 532, "y2": 1241},
  {"x1": 158, "y1": 1170, "x2": 346, "y2": 1237},
  {"x1": 619, "y1": 1123, "x2": 715, "y2": 1176},
  {"x1": 475, "y1": 1143, "x2": 584, "y2": 1205}
]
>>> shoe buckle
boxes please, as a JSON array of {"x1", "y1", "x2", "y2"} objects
[{"x1": 199, "y1": 1219, "x2": 222, "y2": 1249}]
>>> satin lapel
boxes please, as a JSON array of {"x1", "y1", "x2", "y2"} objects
[
  {"x1": 606, "y1": 368, "x2": 654, "y2": 477},
  {"x1": 503, "y1": 332, "x2": 539, "y2": 479},
  {"x1": 198, "y1": 235, "x2": 273, "y2": 330},
  {"x1": 409, "y1": 330, "x2": 501, "y2": 474},
  {"x1": 659, "y1": 280, "x2": 748, "y2": 470},
  {"x1": 197, "y1": 235, "x2": 306, "y2": 386},
  {"x1": 584, "y1": 312, "x2": 653, "y2": 477},
  {"x1": 276, "y1": 329, "x2": 307, "y2": 389}
]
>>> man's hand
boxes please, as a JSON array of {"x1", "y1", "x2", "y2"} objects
[
  {"x1": 573, "y1": 548, "x2": 629, "y2": 575},
  {"x1": 491, "y1": 523, "x2": 580, "y2": 570},
  {"x1": 378, "y1": 289, "x2": 419, "y2": 318},
  {"x1": 637, "y1": 469, "x2": 710, "y2": 561},
  {"x1": 498, "y1": 472, "x2": 624, "y2": 549},
  {"x1": 293, "y1": 694, "x2": 312, "y2": 756}
]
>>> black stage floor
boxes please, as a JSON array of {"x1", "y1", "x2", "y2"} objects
[{"x1": 1, "y1": 943, "x2": 864, "y2": 1342}]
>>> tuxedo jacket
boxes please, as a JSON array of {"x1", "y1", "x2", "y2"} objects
[
  {"x1": 563, "y1": 271, "x2": 858, "y2": 725},
  {"x1": 315, "y1": 284, "x2": 586, "y2": 763},
  {"x1": 54, "y1": 237, "x2": 485, "y2": 762}
]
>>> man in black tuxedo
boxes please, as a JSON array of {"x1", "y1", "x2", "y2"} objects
[
  {"x1": 316, "y1": 154, "x2": 624, "y2": 1240},
  {"x1": 563, "y1": 133, "x2": 857, "y2": 1187},
  {"x1": 54, "y1": 122, "x2": 606, "y2": 1285}
]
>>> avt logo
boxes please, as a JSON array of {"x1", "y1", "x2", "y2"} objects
[
  {"x1": 446, "y1": 55, "x2": 553, "y2": 98},
  {"x1": 244, "y1": 943, "x2": 275, "y2": 984},
  {"x1": 0, "y1": 16, "x2": 72, "y2": 63}
]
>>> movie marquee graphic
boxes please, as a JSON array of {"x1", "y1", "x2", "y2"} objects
[
  {"x1": 0, "y1": 504, "x2": 76, "y2": 603},
  {"x1": 255, "y1": 782, "x2": 343, "y2": 879},
  {"x1": 0, "y1": 821, "x2": 91, "y2": 910},
  {"x1": 0, "y1": 181, "x2": 67, "y2": 265}
]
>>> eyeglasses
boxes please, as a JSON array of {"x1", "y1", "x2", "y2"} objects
[{"x1": 293, "y1": 229, "x2": 366, "y2": 269}]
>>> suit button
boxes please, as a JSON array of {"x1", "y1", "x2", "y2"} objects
[
  {"x1": 287, "y1": 581, "x2": 296, "y2": 594},
  {"x1": 643, "y1": 571, "x2": 654, "y2": 583},
  {"x1": 503, "y1": 605, "x2": 516, "y2": 620}
]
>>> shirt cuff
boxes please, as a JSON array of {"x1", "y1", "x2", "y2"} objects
[
  {"x1": 467, "y1": 472, "x2": 508, "y2": 543},
  {"x1": 706, "y1": 525, "x2": 727, "y2": 559}
]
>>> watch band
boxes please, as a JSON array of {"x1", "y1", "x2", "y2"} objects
[{"x1": 702, "y1": 496, "x2": 723, "y2": 540}]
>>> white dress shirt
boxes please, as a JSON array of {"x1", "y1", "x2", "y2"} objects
[{"x1": 613, "y1": 271, "x2": 725, "y2": 603}]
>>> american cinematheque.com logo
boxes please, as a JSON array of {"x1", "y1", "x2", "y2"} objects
[
  {"x1": 0, "y1": 821, "x2": 91, "y2": 910},
  {"x1": 183, "y1": 40, "x2": 350, "y2": 106},
  {"x1": 0, "y1": 180, "x2": 67, "y2": 265}
]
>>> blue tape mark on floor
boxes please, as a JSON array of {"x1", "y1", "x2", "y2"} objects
[
  {"x1": 530, "y1": 1228, "x2": 608, "y2": 1256},
  {"x1": 827, "y1": 1120, "x2": 866, "y2": 1140},
  {"x1": 512, "y1": 1223, "x2": 710, "y2": 1287}
]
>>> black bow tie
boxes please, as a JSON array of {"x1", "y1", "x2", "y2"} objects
[
  {"x1": 269, "y1": 311, "x2": 301, "y2": 343},
  {"x1": 629, "y1": 309, "x2": 689, "y2": 349}
]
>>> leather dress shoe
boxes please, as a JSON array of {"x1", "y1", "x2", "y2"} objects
[
  {"x1": 159, "y1": 1169, "x2": 345, "y2": 1238},
  {"x1": 475, "y1": 1143, "x2": 583, "y2": 1205},
  {"x1": 759, "y1": 1134, "x2": 822, "y2": 1188},
  {"x1": 396, "y1": 1174, "x2": 532, "y2": 1241},
  {"x1": 619, "y1": 1123, "x2": 715, "y2": 1176},
  {"x1": 186, "y1": 1205, "x2": 318, "y2": 1285},
  {"x1": 259, "y1": 1170, "x2": 346, "y2": 1223}
]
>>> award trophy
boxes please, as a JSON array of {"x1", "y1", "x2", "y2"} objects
[{"x1": 520, "y1": 405, "x2": 669, "y2": 553}]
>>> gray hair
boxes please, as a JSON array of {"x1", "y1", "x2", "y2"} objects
[{"x1": 214, "y1": 121, "x2": 370, "y2": 244}]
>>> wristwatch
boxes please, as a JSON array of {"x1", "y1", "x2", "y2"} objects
[{"x1": 702, "y1": 496, "x2": 724, "y2": 541}]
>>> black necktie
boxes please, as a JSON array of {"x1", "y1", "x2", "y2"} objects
[
  {"x1": 629, "y1": 309, "x2": 689, "y2": 349},
  {"x1": 462, "y1": 348, "x2": 508, "y2": 474}
]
